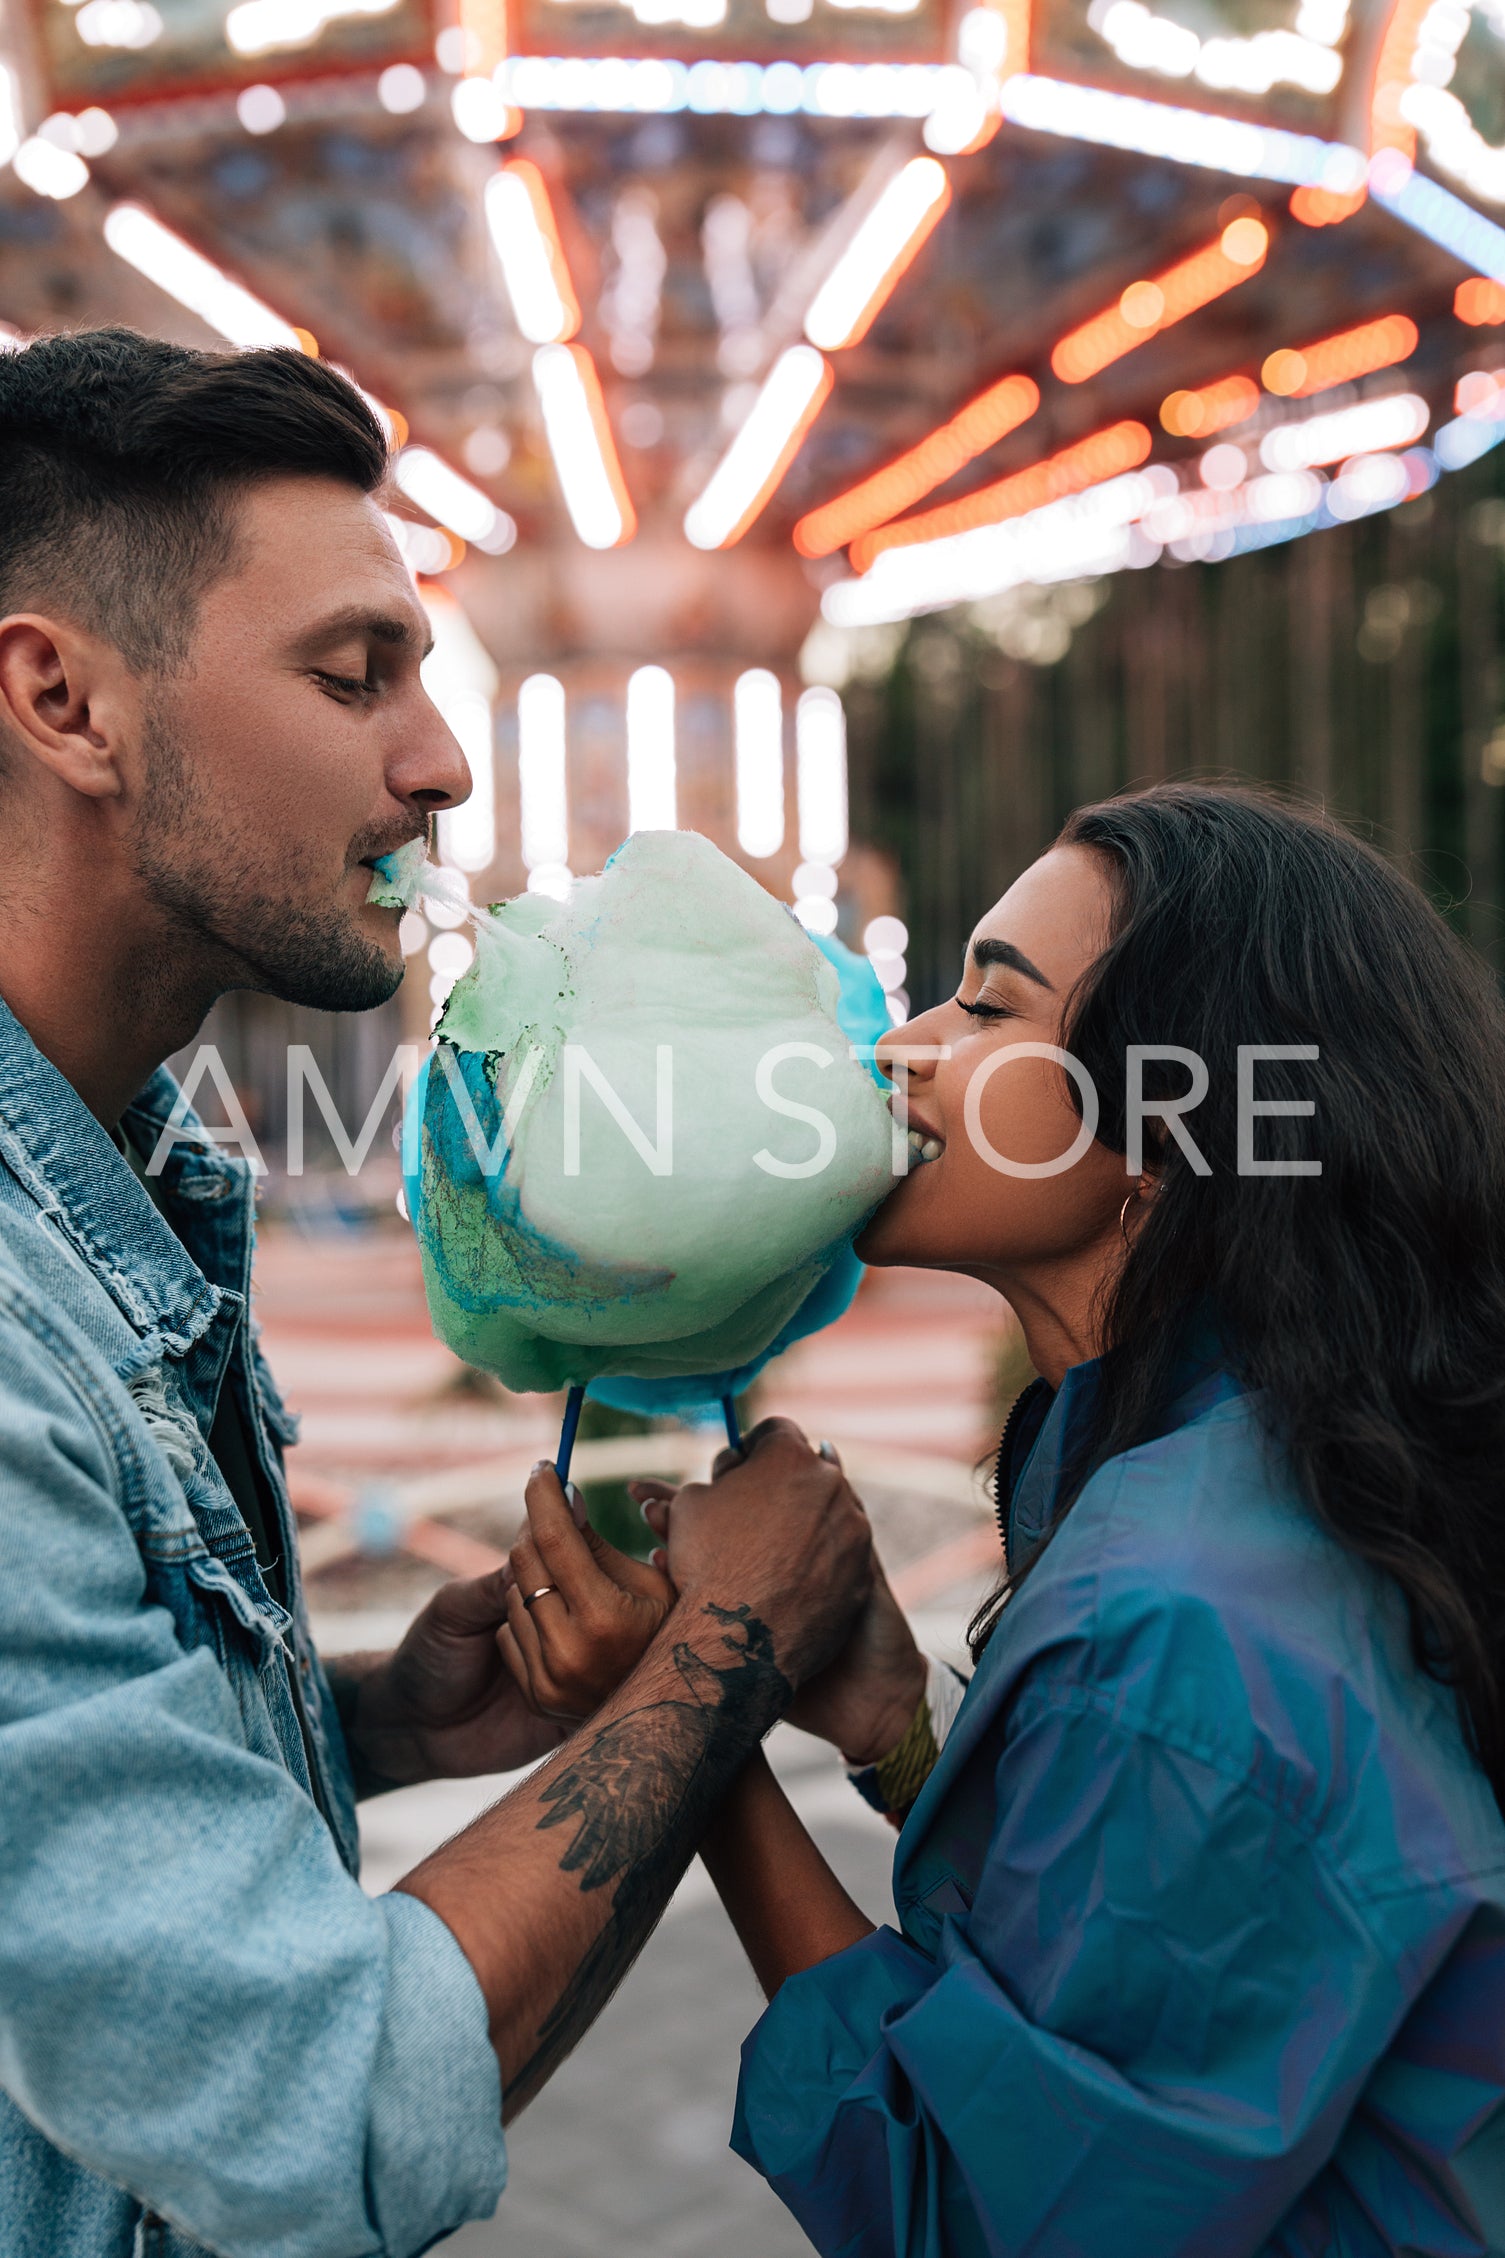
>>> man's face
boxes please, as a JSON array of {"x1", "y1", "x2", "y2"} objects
[{"x1": 131, "y1": 475, "x2": 470, "y2": 1012}]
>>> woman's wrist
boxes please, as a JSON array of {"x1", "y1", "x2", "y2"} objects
[{"x1": 838, "y1": 1642, "x2": 929, "y2": 1769}]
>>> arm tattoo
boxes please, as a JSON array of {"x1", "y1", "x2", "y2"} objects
[{"x1": 508, "y1": 1602, "x2": 790, "y2": 2112}]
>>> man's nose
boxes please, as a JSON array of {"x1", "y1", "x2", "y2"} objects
[{"x1": 395, "y1": 698, "x2": 472, "y2": 813}]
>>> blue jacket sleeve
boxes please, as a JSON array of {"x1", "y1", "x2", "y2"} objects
[
  {"x1": 0, "y1": 1317, "x2": 508, "y2": 2258},
  {"x1": 734, "y1": 1684, "x2": 1404, "y2": 2258}
]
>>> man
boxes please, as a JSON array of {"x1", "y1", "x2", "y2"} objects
[{"x1": 0, "y1": 328, "x2": 872, "y2": 2257}]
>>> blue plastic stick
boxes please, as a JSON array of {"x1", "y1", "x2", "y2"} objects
[
  {"x1": 722, "y1": 1393, "x2": 743, "y2": 1454},
  {"x1": 555, "y1": 1383, "x2": 586, "y2": 1488}
]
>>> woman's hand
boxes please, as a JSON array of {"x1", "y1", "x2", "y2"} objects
[
  {"x1": 785, "y1": 1553, "x2": 927, "y2": 1766},
  {"x1": 638, "y1": 1433, "x2": 925, "y2": 1766},
  {"x1": 499, "y1": 1465, "x2": 676, "y2": 1721}
]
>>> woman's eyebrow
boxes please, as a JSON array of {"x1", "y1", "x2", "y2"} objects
[{"x1": 970, "y1": 937, "x2": 1054, "y2": 989}]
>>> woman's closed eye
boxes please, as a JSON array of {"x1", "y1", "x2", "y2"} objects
[{"x1": 955, "y1": 993, "x2": 1017, "y2": 1021}]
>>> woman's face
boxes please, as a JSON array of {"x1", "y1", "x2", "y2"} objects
[{"x1": 857, "y1": 844, "x2": 1130, "y2": 1281}]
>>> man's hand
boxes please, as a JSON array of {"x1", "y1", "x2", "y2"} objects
[
  {"x1": 651, "y1": 1418, "x2": 873, "y2": 1688},
  {"x1": 639, "y1": 1443, "x2": 926, "y2": 1765},
  {"x1": 394, "y1": 1420, "x2": 870, "y2": 2117},
  {"x1": 331, "y1": 1568, "x2": 573, "y2": 1793}
]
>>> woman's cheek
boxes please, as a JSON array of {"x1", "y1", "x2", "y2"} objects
[{"x1": 967, "y1": 1060, "x2": 1081, "y2": 1176}]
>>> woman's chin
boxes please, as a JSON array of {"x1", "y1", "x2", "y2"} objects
[{"x1": 855, "y1": 1169, "x2": 931, "y2": 1267}]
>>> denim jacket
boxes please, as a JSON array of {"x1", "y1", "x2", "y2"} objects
[
  {"x1": 0, "y1": 1000, "x2": 507, "y2": 2258},
  {"x1": 736, "y1": 1349, "x2": 1505, "y2": 2256}
]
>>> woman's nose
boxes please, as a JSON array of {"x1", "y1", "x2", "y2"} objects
[{"x1": 876, "y1": 1007, "x2": 944, "y2": 1083}]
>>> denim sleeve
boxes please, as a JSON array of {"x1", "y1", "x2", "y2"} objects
[
  {"x1": 0, "y1": 1323, "x2": 508, "y2": 2258},
  {"x1": 734, "y1": 1689, "x2": 1402, "y2": 2258}
]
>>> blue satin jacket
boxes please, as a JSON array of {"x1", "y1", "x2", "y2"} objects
[{"x1": 734, "y1": 1351, "x2": 1505, "y2": 2256}]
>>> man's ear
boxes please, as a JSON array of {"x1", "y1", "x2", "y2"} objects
[{"x1": 0, "y1": 613, "x2": 141, "y2": 801}]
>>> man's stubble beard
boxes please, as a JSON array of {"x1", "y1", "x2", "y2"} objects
[{"x1": 130, "y1": 699, "x2": 406, "y2": 1015}]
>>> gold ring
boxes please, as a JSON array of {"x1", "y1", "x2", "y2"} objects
[{"x1": 522, "y1": 1585, "x2": 557, "y2": 1609}]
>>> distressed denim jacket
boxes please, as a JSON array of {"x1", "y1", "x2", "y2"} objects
[{"x1": 0, "y1": 1000, "x2": 507, "y2": 2258}]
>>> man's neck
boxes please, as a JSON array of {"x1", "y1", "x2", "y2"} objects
[{"x1": 0, "y1": 871, "x2": 217, "y2": 1127}]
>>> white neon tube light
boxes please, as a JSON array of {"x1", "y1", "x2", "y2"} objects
[
  {"x1": 734, "y1": 669, "x2": 785, "y2": 858},
  {"x1": 626, "y1": 665, "x2": 677, "y2": 832},
  {"x1": 1258, "y1": 392, "x2": 1429, "y2": 471},
  {"x1": 803, "y1": 156, "x2": 951, "y2": 351},
  {"x1": 422, "y1": 590, "x2": 499, "y2": 876},
  {"x1": 103, "y1": 203, "x2": 303, "y2": 347},
  {"x1": 684, "y1": 345, "x2": 832, "y2": 550},
  {"x1": 532, "y1": 344, "x2": 636, "y2": 550},
  {"x1": 823, "y1": 472, "x2": 1158, "y2": 624},
  {"x1": 13, "y1": 138, "x2": 90, "y2": 198},
  {"x1": 999, "y1": 72, "x2": 1366, "y2": 190},
  {"x1": 394, "y1": 446, "x2": 514, "y2": 553},
  {"x1": 1369, "y1": 150, "x2": 1505, "y2": 284},
  {"x1": 796, "y1": 686, "x2": 848, "y2": 866},
  {"x1": 518, "y1": 672, "x2": 570, "y2": 878},
  {"x1": 225, "y1": 0, "x2": 398, "y2": 55},
  {"x1": 484, "y1": 165, "x2": 579, "y2": 345}
]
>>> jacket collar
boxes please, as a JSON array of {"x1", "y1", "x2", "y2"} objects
[
  {"x1": 0, "y1": 995, "x2": 251, "y2": 1363},
  {"x1": 1003, "y1": 1311, "x2": 1231, "y2": 1570},
  {"x1": 1003, "y1": 1363, "x2": 1099, "y2": 1570}
]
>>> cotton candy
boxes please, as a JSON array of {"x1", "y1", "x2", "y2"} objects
[
  {"x1": 378, "y1": 832, "x2": 895, "y2": 1403},
  {"x1": 365, "y1": 835, "x2": 431, "y2": 910}
]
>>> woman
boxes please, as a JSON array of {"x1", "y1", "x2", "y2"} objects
[{"x1": 500, "y1": 783, "x2": 1505, "y2": 2256}]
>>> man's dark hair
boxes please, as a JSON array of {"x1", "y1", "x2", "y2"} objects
[{"x1": 0, "y1": 327, "x2": 389, "y2": 672}]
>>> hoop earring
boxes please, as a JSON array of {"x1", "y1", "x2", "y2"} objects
[{"x1": 1119, "y1": 1190, "x2": 1136, "y2": 1247}]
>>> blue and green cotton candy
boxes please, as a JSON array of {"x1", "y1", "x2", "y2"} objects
[{"x1": 376, "y1": 831, "x2": 895, "y2": 1416}]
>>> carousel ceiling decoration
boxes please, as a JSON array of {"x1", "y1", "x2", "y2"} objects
[{"x1": 1, "y1": 0, "x2": 1505, "y2": 629}]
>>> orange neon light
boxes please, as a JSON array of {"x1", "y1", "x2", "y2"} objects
[
  {"x1": 1370, "y1": 0, "x2": 1430, "y2": 159},
  {"x1": 504, "y1": 158, "x2": 581, "y2": 343},
  {"x1": 1457, "y1": 278, "x2": 1505, "y2": 326},
  {"x1": 1289, "y1": 185, "x2": 1367, "y2": 227},
  {"x1": 850, "y1": 420, "x2": 1152, "y2": 572},
  {"x1": 1050, "y1": 219, "x2": 1269, "y2": 386},
  {"x1": 1261, "y1": 313, "x2": 1418, "y2": 397},
  {"x1": 1159, "y1": 375, "x2": 1260, "y2": 438},
  {"x1": 793, "y1": 373, "x2": 1039, "y2": 559},
  {"x1": 1004, "y1": 0, "x2": 1031, "y2": 67},
  {"x1": 569, "y1": 343, "x2": 637, "y2": 546},
  {"x1": 460, "y1": 0, "x2": 509, "y2": 75}
]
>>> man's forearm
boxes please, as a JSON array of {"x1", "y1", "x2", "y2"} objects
[{"x1": 396, "y1": 1595, "x2": 790, "y2": 2118}]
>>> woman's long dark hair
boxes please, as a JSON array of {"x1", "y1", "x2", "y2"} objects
[{"x1": 971, "y1": 783, "x2": 1505, "y2": 1810}]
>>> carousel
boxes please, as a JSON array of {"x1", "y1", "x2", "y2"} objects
[{"x1": 0, "y1": 0, "x2": 1501, "y2": 1032}]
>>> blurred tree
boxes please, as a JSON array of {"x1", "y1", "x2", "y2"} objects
[{"x1": 847, "y1": 450, "x2": 1505, "y2": 1010}]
